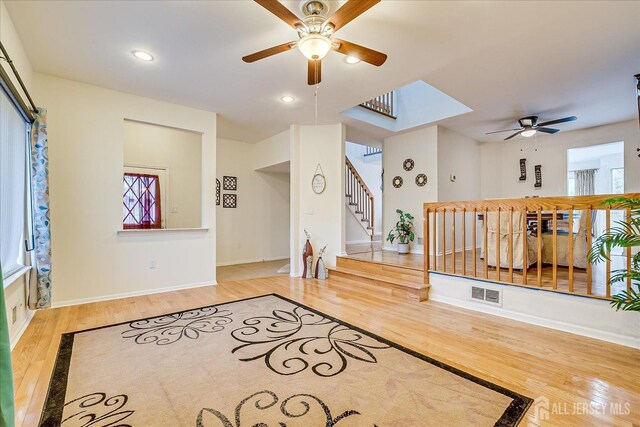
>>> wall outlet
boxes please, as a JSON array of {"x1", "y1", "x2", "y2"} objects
[
  {"x1": 150, "y1": 260, "x2": 157, "y2": 269},
  {"x1": 450, "y1": 174, "x2": 457, "y2": 182},
  {"x1": 11, "y1": 306, "x2": 17, "y2": 324}
]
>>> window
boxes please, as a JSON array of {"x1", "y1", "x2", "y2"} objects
[
  {"x1": 611, "y1": 168, "x2": 624, "y2": 194},
  {"x1": 122, "y1": 173, "x2": 162, "y2": 229},
  {"x1": 0, "y1": 88, "x2": 28, "y2": 279},
  {"x1": 567, "y1": 171, "x2": 576, "y2": 196}
]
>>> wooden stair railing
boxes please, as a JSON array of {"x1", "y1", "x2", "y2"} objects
[
  {"x1": 345, "y1": 157, "x2": 374, "y2": 234},
  {"x1": 423, "y1": 194, "x2": 640, "y2": 300},
  {"x1": 360, "y1": 91, "x2": 396, "y2": 119}
]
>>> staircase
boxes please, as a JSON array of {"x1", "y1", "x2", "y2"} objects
[
  {"x1": 329, "y1": 255, "x2": 430, "y2": 302},
  {"x1": 345, "y1": 157, "x2": 374, "y2": 236}
]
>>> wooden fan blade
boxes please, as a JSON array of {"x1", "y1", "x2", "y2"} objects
[
  {"x1": 537, "y1": 116, "x2": 577, "y2": 127},
  {"x1": 308, "y1": 60, "x2": 321, "y2": 85},
  {"x1": 504, "y1": 131, "x2": 521, "y2": 141},
  {"x1": 254, "y1": 0, "x2": 302, "y2": 29},
  {"x1": 327, "y1": 0, "x2": 380, "y2": 33},
  {"x1": 485, "y1": 128, "x2": 522, "y2": 135},
  {"x1": 332, "y1": 39, "x2": 387, "y2": 66},
  {"x1": 536, "y1": 127, "x2": 560, "y2": 134},
  {"x1": 242, "y1": 41, "x2": 296, "y2": 63}
]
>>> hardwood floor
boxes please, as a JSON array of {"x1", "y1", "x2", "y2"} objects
[
  {"x1": 345, "y1": 249, "x2": 626, "y2": 298},
  {"x1": 216, "y1": 259, "x2": 289, "y2": 282},
  {"x1": 12, "y1": 276, "x2": 640, "y2": 426}
]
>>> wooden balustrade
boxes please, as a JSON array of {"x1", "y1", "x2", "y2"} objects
[
  {"x1": 360, "y1": 91, "x2": 396, "y2": 119},
  {"x1": 423, "y1": 194, "x2": 640, "y2": 299},
  {"x1": 345, "y1": 157, "x2": 374, "y2": 233}
]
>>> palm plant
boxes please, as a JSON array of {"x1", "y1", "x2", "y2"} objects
[
  {"x1": 588, "y1": 197, "x2": 640, "y2": 311},
  {"x1": 387, "y1": 209, "x2": 415, "y2": 244}
]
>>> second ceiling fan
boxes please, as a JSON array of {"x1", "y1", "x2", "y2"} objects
[
  {"x1": 242, "y1": 0, "x2": 387, "y2": 85},
  {"x1": 487, "y1": 115, "x2": 578, "y2": 140}
]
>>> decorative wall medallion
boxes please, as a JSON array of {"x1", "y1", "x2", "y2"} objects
[
  {"x1": 392, "y1": 176, "x2": 403, "y2": 188},
  {"x1": 403, "y1": 159, "x2": 414, "y2": 171},
  {"x1": 216, "y1": 179, "x2": 220, "y2": 205},
  {"x1": 415, "y1": 174, "x2": 427, "y2": 187},
  {"x1": 223, "y1": 176, "x2": 237, "y2": 191},
  {"x1": 223, "y1": 194, "x2": 237, "y2": 208},
  {"x1": 519, "y1": 159, "x2": 527, "y2": 181},
  {"x1": 534, "y1": 165, "x2": 542, "y2": 188}
]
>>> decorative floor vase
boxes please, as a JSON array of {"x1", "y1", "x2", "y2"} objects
[{"x1": 302, "y1": 239, "x2": 313, "y2": 278}]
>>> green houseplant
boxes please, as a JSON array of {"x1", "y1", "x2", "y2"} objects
[
  {"x1": 588, "y1": 197, "x2": 640, "y2": 311},
  {"x1": 387, "y1": 209, "x2": 415, "y2": 254}
]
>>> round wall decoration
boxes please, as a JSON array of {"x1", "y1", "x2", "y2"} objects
[
  {"x1": 403, "y1": 159, "x2": 414, "y2": 171},
  {"x1": 415, "y1": 173, "x2": 428, "y2": 187},
  {"x1": 392, "y1": 176, "x2": 403, "y2": 188},
  {"x1": 312, "y1": 163, "x2": 326, "y2": 194}
]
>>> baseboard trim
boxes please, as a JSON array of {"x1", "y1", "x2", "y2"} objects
[
  {"x1": 216, "y1": 256, "x2": 289, "y2": 267},
  {"x1": 52, "y1": 281, "x2": 217, "y2": 308},
  {"x1": 429, "y1": 293, "x2": 640, "y2": 349},
  {"x1": 10, "y1": 310, "x2": 34, "y2": 350}
]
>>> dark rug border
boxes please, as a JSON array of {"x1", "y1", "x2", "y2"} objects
[{"x1": 39, "y1": 292, "x2": 532, "y2": 426}]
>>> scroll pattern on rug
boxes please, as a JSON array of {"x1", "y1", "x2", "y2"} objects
[
  {"x1": 231, "y1": 306, "x2": 391, "y2": 377},
  {"x1": 122, "y1": 306, "x2": 233, "y2": 345}
]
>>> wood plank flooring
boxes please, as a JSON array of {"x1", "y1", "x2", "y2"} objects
[
  {"x1": 12, "y1": 276, "x2": 640, "y2": 426},
  {"x1": 216, "y1": 259, "x2": 289, "y2": 282},
  {"x1": 345, "y1": 250, "x2": 626, "y2": 298}
]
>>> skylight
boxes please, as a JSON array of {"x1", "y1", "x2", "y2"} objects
[{"x1": 342, "y1": 80, "x2": 472, "y2": 132}]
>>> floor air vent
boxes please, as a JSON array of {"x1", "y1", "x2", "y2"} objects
[{"x1": 470, "y1": 286, "x2": 501, "y2": 305}]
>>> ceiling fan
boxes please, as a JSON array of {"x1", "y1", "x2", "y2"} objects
[
  {"x1": 486, "y1": 115, "x2": 578, "y2": 140},
  {"x1": 242, "y1": 0, "x2": 387, "y2": 85}
]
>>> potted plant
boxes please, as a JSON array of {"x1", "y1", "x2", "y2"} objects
[
  {"x1": 387, "y1": 209, "x2": 415, "y2": 254},
  {"x1": 588, "y1": 197, "x2": 640, "y2": 311}
]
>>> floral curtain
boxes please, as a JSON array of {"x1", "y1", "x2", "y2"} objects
[{"x1": 28, "y1": 107, "x2": 52, "y2": 309}]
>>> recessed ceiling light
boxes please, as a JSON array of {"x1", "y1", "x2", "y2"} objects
[
  {"x1": 345, "y1": 56, "x2": 361, "y2": 64},
  {"x1": 132, "y1": 50, "x2": 154, "y2": 61},
  {"x1": 281, "y1": 96, "x2": 295, "y2": 103}
]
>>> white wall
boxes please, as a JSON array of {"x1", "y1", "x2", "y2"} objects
[
  {"x1": 437, "y1": 127, "x2": 482, "y2": 252},
  {"x1": 124, "y1": 120, "x2": 202, "y2": 229},
  {"x1": 429, "y1": 273, "x2": 640, "y2": 349},
  {"x1": 253, "y1": 129, "x2": 290, "y2": 172},
  {"x1": 216, "y1": 137, "x2": 289, "y2": 266},
  {"x1": 345, "y1": 141, "x2": 382, "y2": 241},
  {"x1": 383, "y1": 126, "x2": 438, "y2": 253},
  {"x1": 481, "y1": 120, "x2": 640, "y2": 199},
  {"x1": 290, "y1": 124, "x2": 345, "y2": 275},
  {"x1": 35, "y1": 73, "x2": 217, "y2": 306},
  {"x1": 1, "y1": 0, "x2": 34, "y2": 346}
]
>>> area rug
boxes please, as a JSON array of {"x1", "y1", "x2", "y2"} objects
[{"x1": 40, "y1": 294, "x2": 532, "y2": 426}]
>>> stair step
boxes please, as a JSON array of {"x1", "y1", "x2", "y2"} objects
[
  {"x1": 349, "y1": 203, "x2": 358, "y2": 206},
  {"x1": 329, "y1": 267, "x2": 429, "y2": 302},
  {"x1": 361, "y1": 218, "x2": 370, "y2": 222},
  {"x1": 336, "y1": 256, "x2": 423, "y2": 281},
  {"x1": 355, "y1": 211, "x2": 363, "y2": 214}
]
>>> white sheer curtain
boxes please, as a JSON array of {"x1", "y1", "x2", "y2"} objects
[
  {"x1": 0, "y1": 90, "x2": 27, "y2": 278},
  {"x1": 574, "y1": 169, "x2": 597, "y2": 196}
]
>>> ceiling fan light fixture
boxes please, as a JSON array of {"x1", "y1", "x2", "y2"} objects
[
  {"x1": 132, "y1": 50, "x2": 154, "y2": 61},
  {"x1": 298, "y1": 34, "x2": 331, "y2": 60},
  {"x1": 521, "y1": 129, "x2": 537, "y2": 137},
  {"x1": 345, "y1": 56, "x2": 361, "y2": 64}
]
